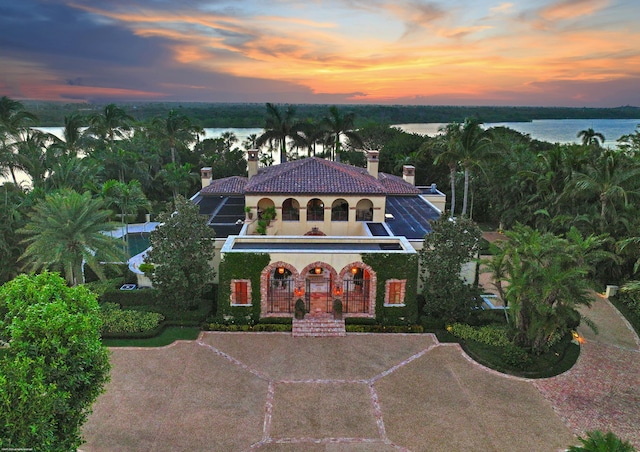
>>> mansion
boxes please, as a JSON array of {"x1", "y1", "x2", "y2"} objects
[{"x1": 191, "y1": 150, "x2": 445, "y2": 323}]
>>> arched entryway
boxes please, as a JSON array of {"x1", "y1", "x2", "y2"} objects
[
  {"x1": 301, "y1": 262, "x2": 337, "y2": 314},
  {"x1": 261, "y1": 261, "x2": 299, "y2": 315},
  {"x1": 338, "y1": 263, "x2": 376, "y2": 315}
]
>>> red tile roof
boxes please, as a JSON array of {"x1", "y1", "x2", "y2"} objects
[
  {"x1": 378, "y1": 172, "x2": 421, "y2": 195},
  {"x1": 200, "y1": 176, "x2": 248, "y2": 195},
  {"x1": 243, "y1": 157, "x2": 419, "y2": 195}
]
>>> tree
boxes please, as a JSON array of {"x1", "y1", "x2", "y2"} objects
[
  {"x1": 0, "y1": 96, "x2": 38, "y2": 185},
  {"x1": 457, "y1": 118, "x2": 492, "y2": 216},
  {"x1": 101, "y1": 179, "x2": 151, "y2": 250},
  {"x1": 321, "y1": 106, "x2": 363, "y2": 162},
  {"x1": 577, "y1": 128, "x2": 606, "y2": 147},
  {"x1": 432, "y1": 123, "x2": 462, "y2": 217},
  {"x1": 0, "y1": 272, "x2": 110, "y2": 451},
  {"x1": 256, "y1": 103, "x2": 305, "y2": 164},
  {"x1": 158, "y1": 162, "x2": 198, "y2": 203},
  {"x1": 145, "y1": 196, "x2": 216, "y2": 309},
  {"x1": 150, "y1": 109, "x2": 203, "y2": 165},
  {"x1": 0, "y1": 183, "x2": 27, "y2": 284},
  {"x1": 485, "y1": 224, "x2": 595, "y2": 353},
  {"x1": 19, "y1": 189, "x2": 126, "y2": 285},
  {"x1": 86, "y1": 103, "x2": 134, "y2": 146},
  {"x1": 419, "y1": 216, "x2": 483, "y2": 322},
  {"x1": 569, "y1": 150, "x2": 640, "y2": 232},
  {"x1": 567, "y1": 430, "x2": 636, "y2": 452}
]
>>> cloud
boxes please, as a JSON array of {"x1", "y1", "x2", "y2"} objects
[
  {"x1": 490, "y1": 3, "x2": 514, "y2": 14},
  {"x1": 539, "y1": 0, "x2": 610, "y2": 21}
]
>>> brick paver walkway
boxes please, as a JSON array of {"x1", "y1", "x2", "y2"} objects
[{"x1": 533, "y1": 295, "x2": 640, "y2": 448}]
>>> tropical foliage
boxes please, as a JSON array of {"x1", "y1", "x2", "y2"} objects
[
  {"x1": 145, "y1": 196, "x2": 216, "y2": 309},
  {"x1": 0, "y1": 272, "x2": 110, "y2": 451},
  {"x1": 419, "y1": 215, "x2": 483, "y2": 322},
  {"x1": 19, "y1": 189, "x2": 126, "y2": 285},
  {"x1": 485, "y1": 225, "x2": 599, "y2": 353}
]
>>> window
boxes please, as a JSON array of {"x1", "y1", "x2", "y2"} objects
[
  {"x1": 331, "y1": 199, "x2": 349, "y2": 221},
  {"x1": 282, "y1": 198, "x2": 300, "y2": 221},
  {"x1": 356, "y1": 199, "x2": 373, "y2": 221},
  {"x1": 384, "y1": 279, "x2": 406, "y2": 306},
  {"x1": 307, "y1": 198, "x2": 324, "y2": 221},
  {"x1": 231, "y1": 279, "x2": 251, "y2": 306}
]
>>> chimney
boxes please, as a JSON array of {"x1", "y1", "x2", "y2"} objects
[
  {"x1": 247, "y1": 149, "x2": 259, "y2": 179},
  {"x1": 200, "y1": 167, "x2": 212, "y2": 188},
  {"x1": 403, "y1": 165, "x2": 415, "y2": 185},
  {"x1": 367, "y1": 151, "x2": 379, "y2": 179}
]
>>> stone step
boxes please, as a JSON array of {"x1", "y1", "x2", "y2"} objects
[{"x1": 292, "y1": 316, "x2": 346, "y2": 337}]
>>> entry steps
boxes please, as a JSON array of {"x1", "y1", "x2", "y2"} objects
[{"x1": 292, "y1": 313, "x2": 346, "y2": 337}]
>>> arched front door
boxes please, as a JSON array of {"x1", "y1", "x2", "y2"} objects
[{"x1": 303, "y1": 264, "x2": 334, "y2": 314}]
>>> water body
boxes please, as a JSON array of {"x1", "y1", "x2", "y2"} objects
[
  {"x1": 396, "y1": 118, "x2": 640, "y2": 145},
  {"x1": 4, "y1": 119, "x2": 638, "y2": 186}
]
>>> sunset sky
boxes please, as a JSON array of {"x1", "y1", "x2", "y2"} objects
[{"x1": 1, "y1": 0, "x2": 638, "y2": 106}]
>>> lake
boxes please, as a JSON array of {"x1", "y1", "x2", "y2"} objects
[
  {"x1": 397, "y1": 118, "x2": 640, "y2": 145},
  {"x1": 3, "y1": 118, "x2": 639, "y2": 186}
]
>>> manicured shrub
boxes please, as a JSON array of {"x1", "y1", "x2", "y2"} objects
[
  {"x1": 207, "y1": 323, "x2": 291, "y2": 332},
  {"x1": 100, "y1": 287, "x2": 160, "y2": 307},
  {"x1": 447, "y1": 323, "x2": 511, "y2": 347},
  {"x1": 99, "y1": 303, "x2": 164, "y2": 334}
]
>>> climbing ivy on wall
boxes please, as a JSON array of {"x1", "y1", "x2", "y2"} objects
[
  {"x1": 218, "y1": 253, "x2": 271, "y2": 322},
  {"x1": 362, "y1": 253, "x2": 419, "y2": 325}
]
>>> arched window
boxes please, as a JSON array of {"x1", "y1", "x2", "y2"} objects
[
  {"x1": 356, "y1": 199, "x2": 373, "y2": 221},
  {"x1": 331, "y1": 199, "x2": 349, "y2": 221},
  {"x1": 282, "y1": 198, "x2": 300, "y2": 221},
  {"x1": 307, "y1": 198, "x2": 324, "y2": 221},
  {"x1": 257, "y1": 198, "x2": 275, "y2": 219}
]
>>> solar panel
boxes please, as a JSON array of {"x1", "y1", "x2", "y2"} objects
[{"x1": 384, "y1": 196, "x2": 440, "y2": 240}]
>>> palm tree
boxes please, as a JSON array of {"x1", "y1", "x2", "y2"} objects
[
  {"x1": 570, "y1": 150, "x2": 640, "y2": 232},
  {"x1": 19, "y1": 189, "x2": 126, "y2": 286},
  {"x1": 567, "y1": 430, "x2": 636, "y2": 452},
  {"x1": 321, "y1": 106, "x2": 363, "y2": 162},
  {"x1": 57, "y1": 112, "x2": 88, "y2": 157},
  {"x1": 101, "y1": 179, "x2": 151, "y2": 250},
  {"x1": 158, "y1": 162, "x2": 198, "y2": 203},
  {"x1": 0, "y1": 96, "x2": 38, "y2": 185},
  {"x1": 577, "y1": 128, "x2": 606, "y2": 147},
  {"x1": 13, "y1": 128, "x2": 57, "y2": 189},
  {"x1": 150, "y1": 110, "x2": 203, "y2": 165},
  {"x1": 86, "y1": 103, "x2": 134, "y2": 146},
  {"x1": 488, "y1": 224, "x2": 595, "y2": 353},
  {"x1": 458, "y1": 118, "x2": 492, "y2": 216},
  {"x1": 432, "y1": 123, "x2": 463, "y2": 217},
  {"x1": 256, "y1": 103, "x2": 304, "y2": 164}
]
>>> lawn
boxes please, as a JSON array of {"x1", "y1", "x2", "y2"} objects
[{"x1": 102, "y1": 326, "x2": 200, "y2": 347}]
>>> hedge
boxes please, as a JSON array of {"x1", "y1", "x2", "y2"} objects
[{"x1": 99, "y1": 303, "x2": 164, "y2": 334}]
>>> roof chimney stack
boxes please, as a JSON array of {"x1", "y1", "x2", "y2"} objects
[
  {"x1": 367, "y1": 151, "x2": 379, "y2": 179},
  {"x1": 403, "y1": 165, "x2": 415, "y2": 185},
  {"x1": 200, "y1": 167, "x2": 212, "y2": 189},
  {"x1": 247, "y1": 149, "x2": 259, "y2": 179}
]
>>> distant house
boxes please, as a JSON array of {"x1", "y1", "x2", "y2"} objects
[{"x1": 192, "y1": 150, "x2": 445, "y2": 323}]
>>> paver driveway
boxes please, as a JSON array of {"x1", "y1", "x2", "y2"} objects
[
  {"x1": 82, "y1": 295, "x2": 640, "y2": 451},
  {"x1": 83, "y1": 334, "x2": 576, "y2": 451}
]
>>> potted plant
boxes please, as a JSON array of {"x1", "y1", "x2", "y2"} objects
[
  {"x1": 333, "y1": 299, "x2": 343, "y2": 320},
  {"x1": 244, "y1": 206, "x2": 253, "y2": 220},
  {"x1": 294, "y1": 298, "x2": 306, "y2": 319}
]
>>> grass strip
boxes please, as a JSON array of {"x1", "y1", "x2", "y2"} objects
[{"x1": 102, "y1": 326, "x2": 200, "y2": 347}]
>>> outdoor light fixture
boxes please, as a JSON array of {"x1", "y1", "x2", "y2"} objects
[
  {"x1": 314, "y1": 267, "x2": 322, "y2": 274},
  {"x1": 334, "y1": 287, "x2": 343, "y2": 296},
  {"x1": 351, "y1": 267, "x2": 359, "y2": 275},
  {"x1": 278, "y1": 267, "x2": 285, "y2": 274},
  {"x1": 294, "y1": 287, "x2": 304, "y2": 297}
]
